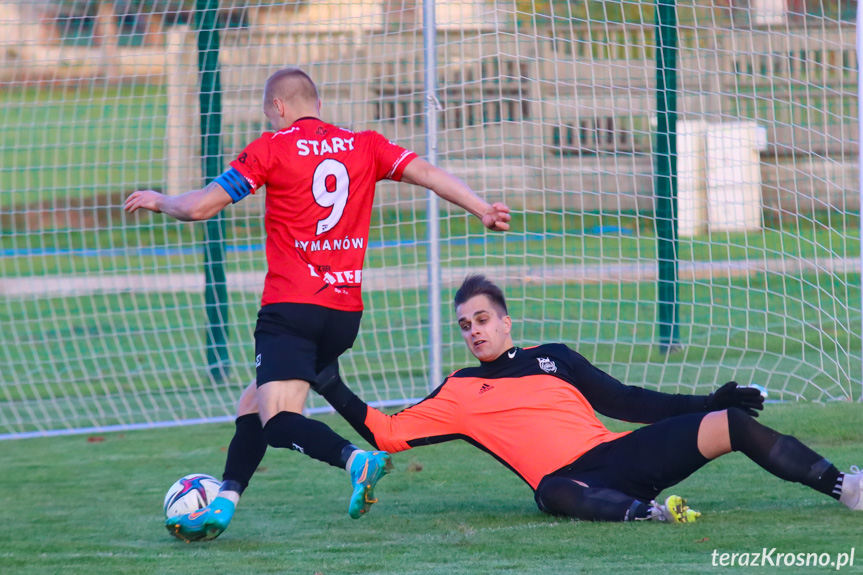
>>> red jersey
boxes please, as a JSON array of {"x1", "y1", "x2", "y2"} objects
[
  {"x1": 229, "y1": 118, "x2": 417, "y2": 310},
  {"x1": 344, "y1": 344, "x2": 707, "y2": 490}
]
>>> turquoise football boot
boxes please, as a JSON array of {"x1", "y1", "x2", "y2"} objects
[
  {"x1": 348, "y1": 451, "x2": 393, "y2": 519},
  {"x1": 165, "y1": 496, "x2": 235, "y2": 542}
]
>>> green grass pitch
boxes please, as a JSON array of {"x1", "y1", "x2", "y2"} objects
[{"x1": 1, "y1": 403, "x2": 861, "y2": 574}]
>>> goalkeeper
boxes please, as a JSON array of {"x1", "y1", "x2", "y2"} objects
[{"x1": 315, "y1": 274, "x2": 863, "y2": 522}]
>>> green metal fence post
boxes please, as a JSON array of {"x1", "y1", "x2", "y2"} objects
[
  {"x1": 195, "y1": 0, "x2": 230, "y2": 380},
  {"x1": 655, "y1": 0, "x2": 680, "y2": 353}
]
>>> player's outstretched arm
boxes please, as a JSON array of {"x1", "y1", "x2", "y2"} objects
[
  {"x1": 315, "y1": 367, "x2": 460, "y2": 453},
  {"x1": 401, "y1": 157, "x2": 511, "y2": 231},
  {"x1": 570, "y1": 345, "x2": 765, "y2": 422},
  {"x1": 124, "y1": 181, "x2": 233, "y2": 222}
]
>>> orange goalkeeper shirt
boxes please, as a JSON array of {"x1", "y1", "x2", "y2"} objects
[{"x1": 353, "y1": 344, "x2": 707, "y2": 490}]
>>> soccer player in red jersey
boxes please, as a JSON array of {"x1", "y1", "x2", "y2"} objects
[
  {"x1": 317, "y1": 274, "x2": 863, "y2": 522},
  {"x1": 125, "y1": 68, "x2": 510, "y2": 541}
]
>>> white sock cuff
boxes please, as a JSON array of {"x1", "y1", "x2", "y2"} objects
[
  {"x1": 218, "y1": 490, "x2": 241, "y2": 505},
  {"x1": 345, "y1": 449, "x2": 365, "y2": 472}
]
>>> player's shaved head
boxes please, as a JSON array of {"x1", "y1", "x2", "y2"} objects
[{"x1": 263, "y1": 68, "x2": 319, "y2": 112}]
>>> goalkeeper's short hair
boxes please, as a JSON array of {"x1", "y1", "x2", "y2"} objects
[{"x1": 454, "y1": 274, "x2": 508, "y2": 316}]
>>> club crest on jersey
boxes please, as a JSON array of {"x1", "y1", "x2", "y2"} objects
[{"x1": 538, "y1": 357, "x2": 557, "y2": 374}]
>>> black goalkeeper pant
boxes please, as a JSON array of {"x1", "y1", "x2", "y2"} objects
[
  {"x1": 535, "y1": 412, "x2": 710, "y2": 521},
  {"x1": 534, "y1": 409, "x2": 841, "y2": 521}
]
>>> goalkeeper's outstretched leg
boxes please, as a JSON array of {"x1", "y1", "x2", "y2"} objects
[
  {"x1": 534, "y1": 407, "x2": 861, "y2": 522},
  {"x1": 701, "y1": 407, "x2": 862, "y2": 510},
  {"x1": 534, "y1": 477, "x2": 702, "y2": 523}
]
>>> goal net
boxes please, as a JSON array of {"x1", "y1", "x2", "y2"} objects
[{"x1": 0, "y1": 0, "x2": 858, "y2": 437}]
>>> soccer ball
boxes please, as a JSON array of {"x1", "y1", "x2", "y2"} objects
[{"x1": 163, "y1": 473, "x2": 221, "y2": 519}]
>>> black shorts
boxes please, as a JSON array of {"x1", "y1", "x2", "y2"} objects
[
  {"x1": 254, "y1": 302, "x2": 362, "y2": 387},
  {"x1": 540, "y1": 412, "x2": 711, "y2": 502}
]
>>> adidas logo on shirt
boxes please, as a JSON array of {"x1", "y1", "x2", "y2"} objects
[{"x1": 479, "y1": 383, "x2": 494, "y2": 395}]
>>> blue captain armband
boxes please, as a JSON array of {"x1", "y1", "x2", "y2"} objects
[{"x1": 214, "y1": 167, "x2": 253, "y2": 203}]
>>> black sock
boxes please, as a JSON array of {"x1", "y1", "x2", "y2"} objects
[
  {"x1": 727, "y1": 407, "x2": 841, "y2": 499},
  {"x1": 263, "y1": 411, "x2": 354, "y2": 469},
  {"x1": 339, "y1": 443, "x2": 359, "y2": 469},
  {"x1": 221, "y1": 413, "x2": 268, "y2": 495},
  {"x1": 535, "y1": 476, "x2": 646, "y2": 522},
  {"x1": 628, "y1": 501, "x2": 652, "y2": 521}
]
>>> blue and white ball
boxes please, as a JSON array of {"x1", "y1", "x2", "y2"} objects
[{"x1": 163, "y1": 473, "x2": 221, "y2": 518}]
